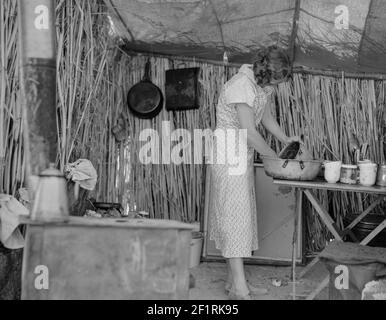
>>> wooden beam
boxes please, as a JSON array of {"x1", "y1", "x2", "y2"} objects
[
  {"x1": 346, "y1": 198, "x2": 381, "y2": 230},
  {"x1": 303, "y1": 190, "x2": 343, "y2": 240},
  {"x1": 294, "y1": 66, "x2": 386, "y2": 80},
  {"x1": 119, "y1": 47, "x2": 386, "y2": 80},
  {"x1": 202, "y1": 165, "x2": 211, "y2": 259},
  {"x1": 274, "y1": 179, "x2": 386, "y2": 195},
  {"x1": 298, "y1": 256, "x2": 320, "y2": 279},
  {"x1": 361, "y1": 219, "x2": 386, "y2": 245},
  {"x1": 291, "y1": 188, "x2": 302, "y2": 300},
  {"x1": 306, "y1": 276, "x2": 329, "y2": 300}
]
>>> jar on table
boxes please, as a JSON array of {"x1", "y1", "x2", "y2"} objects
[
  {"x1": 357, "y1": 160, "x2": 372, "y2": 183},
  {"x1": 358, "y1": 163, "x2": 378, "y2": 187},
  {"x1": 376, "y1": 165, "x2": 386, "y2": 187},
  {"x1": 340, "y1": 165, "x2": 358, "y2": 185}
]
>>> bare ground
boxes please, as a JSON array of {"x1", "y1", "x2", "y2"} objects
[{"x1": 189, "y1": 261, "x2": 329, "y2": 300}]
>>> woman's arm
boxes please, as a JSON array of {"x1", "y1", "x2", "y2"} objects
[
  {"x1": 261, "y1": 105, "x2": 289, "y2": 144},
  {"x1": 236, "y1": 104, "x2": 277, "y2": 157}
]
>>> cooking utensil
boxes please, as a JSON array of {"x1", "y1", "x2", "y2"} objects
[
  {"x1": 261, "y1": 156, "x2": 322, "y2": 181},
  {"x1": 165, "y1": 67, "x2": 200, "y2": 111},
  {"x1": 127, "y1": 59, "x2": 164, "y2": 119}
]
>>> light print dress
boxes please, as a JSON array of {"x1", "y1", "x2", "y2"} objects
[{"x1": 209, "y1": 64, "x2": 274, "y2": 258}]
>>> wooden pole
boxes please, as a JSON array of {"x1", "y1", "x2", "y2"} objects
[
  {"x1": 291, "y1": 188, "x2": 302, "y2": 300},
  {"x1": 17, "y1": 0, "x2": 57, "y2": 191},
  {"x1": 119, "y1": 49, "x2": 386, "y2": 80},
  {"x1": 289, "y1": 0, "x2": 301, "y2": 66}
]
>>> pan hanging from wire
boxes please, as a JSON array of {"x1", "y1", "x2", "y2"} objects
[{"x1": 127, "y1": 58, "x2": 164, "y2": 119}]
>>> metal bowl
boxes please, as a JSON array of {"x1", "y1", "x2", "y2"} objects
[{"x1": 261, "y1": 156, "x2": 323, "y2": 181}]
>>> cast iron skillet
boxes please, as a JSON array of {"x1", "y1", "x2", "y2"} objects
[{"x1": 127, "y1": 59, "x2": 164, "y2": 119}]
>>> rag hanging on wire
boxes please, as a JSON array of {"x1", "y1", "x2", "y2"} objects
[{"x1": 64, "y1": 159, "x2": 98, "y2": 200}]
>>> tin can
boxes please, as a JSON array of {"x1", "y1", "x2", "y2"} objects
[
  {"x1": 376, "y1": 165, "x2": 386, "y2": 187},
  {"x1": 340, "y1": 165, "x2": 358, "y2": 184}
]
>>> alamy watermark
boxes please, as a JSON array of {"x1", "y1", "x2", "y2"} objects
[
  {"x1": 34, "y1": 265, "x2": 49, "y2": 290},
  {"x1": 335, "y1": 265, "x2": 349, "y2": 290},
  {"x1": 335, "y1": 5, "x2": 349, "y2": 30},
  {"x1": 138, "y1": 121, "x2": 248, "y2": 176}
]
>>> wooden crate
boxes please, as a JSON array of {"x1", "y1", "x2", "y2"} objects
[
  {"x1": 21, "y1": 217, "x2": 193, "y2": 300},
  {"x1": 0, "y1": 246, "x2": 23, "y2": 300}
]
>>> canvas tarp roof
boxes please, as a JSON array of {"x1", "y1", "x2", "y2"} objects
[{"x1": 104, "y1": 0, "x2": 386, "y2": 74}]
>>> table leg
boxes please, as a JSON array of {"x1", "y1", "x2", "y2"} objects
[
  {"x1": 346, "y1": 198, "x2": 381, "y2": 230},
  {"x1": 340, "y1": 198, "x2": 382, "y2": 243},
  {"x1": 306, "y1": 276, "x2": 329, "y2": 300},
  {"x1": 361, "y1": 219, "x2": 386, "y2": 245},
  {"x1": 298, "y1": 256, "x2": 320, "y2": 279},
  {"x1": 304, "y1": 198, "x2": 386, "y2": 300},
  {"x1": 299, "y1": 190, "x2": 343, "y2": 299},
  {"x1": 304, "y1": 218, "x2": 386, "y2": 300},
  {"x1": 291, "y1": 188, "x2": 302, "y2": 300},
  {"x1": 303, "y1": 190, "x2": 343, "y2": 240}
]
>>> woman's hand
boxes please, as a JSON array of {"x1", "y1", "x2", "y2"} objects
[
  {"x1": 261, "y1": 108, "x2": 303, "y2": 146},
  {"x1": 285, "y1": 135, "x2": 303, "y2": 144}
]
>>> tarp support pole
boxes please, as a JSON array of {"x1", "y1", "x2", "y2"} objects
[
  {"x1": 357, "y1": 0, "x2": 373, "y2": 61},
  {"x1": 289, "y1": 0, "x2": 301, "y2": 65}
]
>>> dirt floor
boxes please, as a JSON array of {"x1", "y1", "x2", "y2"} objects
[{"x1": 189, "y1": 261, "x2": 329, "y2": 300}]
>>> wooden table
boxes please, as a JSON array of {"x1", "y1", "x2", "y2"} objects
[{"x1": 273, "y1": 179, "x2": 386, "y2": 300}]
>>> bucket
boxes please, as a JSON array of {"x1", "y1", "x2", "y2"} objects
[
  {"x1": 190, "y1": 232, "x2": 203, "y2": 268},
  {"x1": 359, "y1": 163, "x2": 378, "y2": 187},
  {"x1": 324, "y1": 161, "x2": 342, "y2": 184}
]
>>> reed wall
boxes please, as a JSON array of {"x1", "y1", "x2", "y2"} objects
[
  {"x1": 1, "y1": 0, "x2": 385, "y2": 253},
  {"x1": 0, "y1": 1, "x2": 23, "y2": 196}
]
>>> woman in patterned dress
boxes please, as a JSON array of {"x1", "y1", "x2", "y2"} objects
[{"x1": 209, "y1": 46, "x2": 300, "y2": 300}]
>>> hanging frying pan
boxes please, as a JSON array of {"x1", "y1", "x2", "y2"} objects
[{"x1": 127, "y1": 59, "x2": 164, "y2": 119}]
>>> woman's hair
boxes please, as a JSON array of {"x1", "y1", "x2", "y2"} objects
[{"x1": 253, "y1": 46, "x2": 291, "y2": 86}]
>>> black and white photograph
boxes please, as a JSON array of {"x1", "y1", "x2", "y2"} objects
[{"x1": 0, "y1": 0, "x2": 386, "y2": 306}]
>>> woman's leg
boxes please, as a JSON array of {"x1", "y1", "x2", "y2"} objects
[{"x1": 228, "y1": 258, "x2": 249, "y2": 294}]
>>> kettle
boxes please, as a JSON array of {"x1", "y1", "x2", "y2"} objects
[{"x1": 31, "y1": 164, "x2": 70, "y2": 222}]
